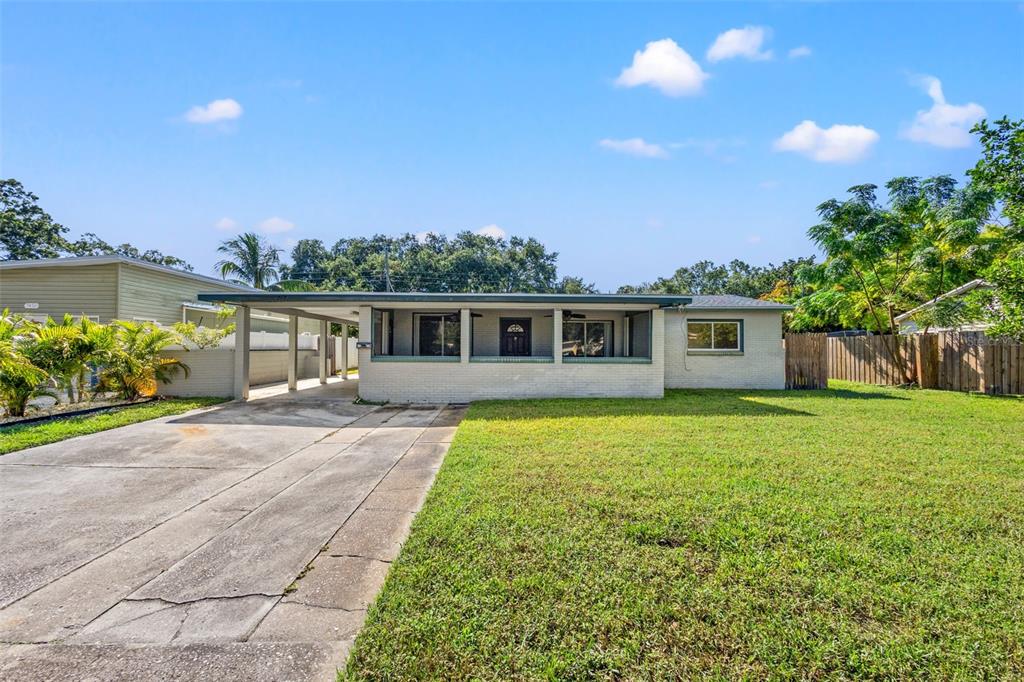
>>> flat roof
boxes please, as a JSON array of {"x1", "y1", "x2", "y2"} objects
[{"x1": 197, "y1": 291, "x2": 695, "y2": 307}]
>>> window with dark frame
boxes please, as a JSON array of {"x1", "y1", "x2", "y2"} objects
[
  {"x1": 562, "y1": 320, "x2": 613, "y2": 357},
  {"x1": 417, "y1": 313, "x2": 461, "y2": 356},
  {"x1": 687, "y1": 320, "x2": 741, "y2": 351}
]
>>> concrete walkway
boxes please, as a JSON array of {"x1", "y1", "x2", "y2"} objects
[{"x1": 0, "y1": 377, "x2": 464, "y2": 681}]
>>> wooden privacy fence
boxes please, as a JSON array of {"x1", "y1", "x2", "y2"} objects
[
  {"x1": 787, "y1": 331, "x2": 1024, "y2": 395},
  {"x1": 784, "y1": 332, "x2": 828, "y2": 389}
]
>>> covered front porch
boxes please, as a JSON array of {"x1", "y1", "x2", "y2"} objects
[{"x1": 196, "y1": 292, "x2": 689, "y2": 403}]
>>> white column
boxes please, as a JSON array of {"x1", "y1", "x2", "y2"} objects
[
  {"x1": 460, "y1": 308, "x2": 471, "y2": 364},
  {"x1": 287, "y1": 315, "x2": 298, "y2": 391},
  {"x1": 319, "y1": 319, "x2": 329, "y2": 384},
  {"x1": 339, "y1": 324, "x2": 349, "y2": 380},
  {"x1": 553, "y1": 308, "x2": 563, "y2": 364},
  {"x1": 233, "y1": 306, "x2": 250, "y2": 400}
]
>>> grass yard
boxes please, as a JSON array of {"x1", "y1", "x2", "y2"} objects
[
  {"x1": 0, "y1": 397, "x2": 229, "y2": 454},
  {"x1": 346, "y1": 382, "x2": 1024, "y2": 680}
]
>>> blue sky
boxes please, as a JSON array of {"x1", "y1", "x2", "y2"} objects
[{"x1": 3, "y1": 2, "x2": 1022, "y2": 290}]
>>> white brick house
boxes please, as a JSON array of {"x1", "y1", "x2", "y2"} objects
[{"x1": 196, "y1": 291, "x2": 791, "y2": 402}]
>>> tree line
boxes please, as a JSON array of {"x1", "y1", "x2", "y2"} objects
[{"x1": 2, "y1": 118, "x2": 1021, "y2": 342}]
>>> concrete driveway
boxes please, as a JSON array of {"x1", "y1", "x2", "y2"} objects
[{"x1": 0, "y1": 377, "x2": 464, "y2": 681}]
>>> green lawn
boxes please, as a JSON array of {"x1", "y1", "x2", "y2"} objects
[
  {"x1": 345, "y1": 382, "x2": 1024, "y2": 680},
  {"x1": 0, "y1": 397, "x2": 229, "y2": 454}
]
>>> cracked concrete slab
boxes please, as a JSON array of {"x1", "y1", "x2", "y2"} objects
[
  {"x1": 250, "y1": 602, "x2": 365, "y2": 643},
  {"x1": 327, "y1": 509, "x2": 416, "y2": 562},
  {"x1": 131, "y1": 427, "x2": 425, "y2": 602},
  {"x1": 0, "y1": 437, "x2": 352, "y2": 644},
  {"x1": 72, "y1": 595, "x2": 278, "y2": 645},
  {"x1": 0, "y1": 464, "x2": 249, "y2": 609},
  {"x1": 282, "y1": 556, "x2": 391, "y2": 611},
  {"x1": 0, "y1": 378, "x2": 464, "y2": 679}
]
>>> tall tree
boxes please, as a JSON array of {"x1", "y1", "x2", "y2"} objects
[
  {"x1": 969, "y1": 117, "x2": 1024, "y2": 235},
  {"x1": 806, "y1": 183, "x2": 921, "y2": 379},
  {"x1": 618, "y1": 258, "x2": 815, "y2": 298},
  {"x1": 67, "y1": 232, "x2": 193, "y2": 271},
  {"x1": 281, "y1": 231, "x2": 571, "y2": 293},
  {"x1": 215, "y1": 233, "x2": 282, "y2": 289},
  {"x1": 0, "y1": 179, "x2": 68, "y2": 259}
]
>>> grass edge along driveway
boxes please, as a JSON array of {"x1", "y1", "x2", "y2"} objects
[
  {"x1": 0, "y1": 397, "x2": 229, "y2": 455},
  {"x1": 345, "y1": 382, "x2": 1024, "y2": 680}
]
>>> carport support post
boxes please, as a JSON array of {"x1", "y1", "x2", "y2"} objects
[
  {"x1": 339, "y1": 324, "x2": 349, "y2": 380},
  {"x1": 460, "y1": 308, "x2": 471, "y2": 364},
  {"x1": 553, "y1": 308, "x2": 563, "y2": 365},
  {"x1": 287, "y1": 315, "x2": 298, "y2": 391},
  {"x1": 319, "y1": 319, "x2": 329, "y2": 384},
  {"x1": 233, "y1": 305, "x2": 250, "y2": 400}
]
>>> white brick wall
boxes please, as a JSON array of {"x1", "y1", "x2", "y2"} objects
[{"x1": 663, "y1": 310, "x2": 785, "y2": 389}]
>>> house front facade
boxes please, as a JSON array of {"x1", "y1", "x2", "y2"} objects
[{"x1": 198, "y1": 291, "x2": 791, "y2": 402}]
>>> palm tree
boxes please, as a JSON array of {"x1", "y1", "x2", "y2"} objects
[
  {"x1": 95, "y1": 321, "x2": 189, "y2": 401},
  {"x1": 215, "y1": 232, "x2": 282, "y2": 289},
  {"x1": 0, "y1": 310, "x2": 54, "y2": 417}
]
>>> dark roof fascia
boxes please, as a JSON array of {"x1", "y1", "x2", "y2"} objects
[
  {"x1": 197, "y1": 291, "x2": 694, "y2": 307},
  {"x1": 681, "y1": 304, "x2": 794, "y2": 312}
]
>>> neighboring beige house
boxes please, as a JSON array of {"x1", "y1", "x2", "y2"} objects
[
  {"x1": 196, "y1": 290, "x2": 791, "y2": 402},
  {"x1": 0, "y1": 255, "x2": 311, "y2": 333},
  {"x1": 895, "y1": 279, "x2": 993, "y2": 334}
]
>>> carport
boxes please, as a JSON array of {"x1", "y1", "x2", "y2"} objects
[{"x1": 198, "y1": 292, "x2": 362, "y2": 400}]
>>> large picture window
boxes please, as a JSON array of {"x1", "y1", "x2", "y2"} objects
[
  {"x1": 563, "y1": 320, "x2": 612, "y2": 357},
  {"x1": 417, "y1": 314, "x2": 461, "y2": 356},
  {"x1": 687, "y1": 320, "x2": 741, "y2": 351}
]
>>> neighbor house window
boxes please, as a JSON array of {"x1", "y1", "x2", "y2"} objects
[
  {"x1": 417, "y1": 314, "x2": 461, "y2": 356},
  {"x1": 563, "y1": 321, "x2": 613, "y2": 357},
  {"x1": 687, "y1": 320, "x2": 741, "y2": 351}
]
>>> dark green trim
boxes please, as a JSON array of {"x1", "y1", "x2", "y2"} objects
[
  {"x1": 470, "y1": 356, "x2": 554, "y2": 364},
  {"x1": 197, "y1": 291, "x2": 693, "y2": 306},
  {"x1": 370, "y1": 355, "x2": 459, "y2": 363},
  {"x1": 562, "y1": 356, "x2": 652, "y2": 364},
  {"x1": 685, "y1": 318, "x2": 744, "y2": 352},
  {"x1": 686, "y1": 350, "x2": 744, "y2": 356}
]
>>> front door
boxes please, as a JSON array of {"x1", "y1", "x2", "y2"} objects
[{"x1": 500, "y1": 318, "x2": 531, "y2": 356}]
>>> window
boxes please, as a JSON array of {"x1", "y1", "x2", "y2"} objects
[
  {"x1": 417, "y1": 314, "x2": 461, "y2": 356},
  {"x1": 687, "y1": 320, "x2": 741, "y2": 351},
  {"x1": 563, "y1": 320, "x2": 612, "y2": 357}
]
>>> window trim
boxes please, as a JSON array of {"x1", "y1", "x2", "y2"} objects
[
  {"x1": 561, "y1": 319, "x2": 614, "y2": 358},
  {"x1": 686, "y1": 319, "x2": 744, "y2": 353}
]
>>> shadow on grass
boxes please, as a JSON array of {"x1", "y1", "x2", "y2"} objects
[{"x1": 470, "y1": 386, "x2": 913, "y2": 421}]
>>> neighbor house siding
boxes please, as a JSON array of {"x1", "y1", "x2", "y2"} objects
[
  {"x1": 663, "y1": 310, "x2": 785, "y2": 389},
  {"x1": 117, "y1": 264, "x2": 245, "y2": 326},
  {"x1": 0, "y1": 264, "x2": 119, "y2": 321}
]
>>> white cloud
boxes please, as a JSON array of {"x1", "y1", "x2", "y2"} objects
[
  {"x1": 615, "y1": 39, "x2": 709, "y2": 97},
  {"x1": 707, "y1": 26, "x2": 773, "y2": 63},
  {"x1": 476, "y1": 224, "x2": 507, "y2": 240},
  {"x1": 788, "y1": 45, "x2": 812, "y2": 59},
  {"x1": 758, "y1": 180, "x2": 781, "y2": 190},
  {"x1": 184, "y1": 98, "x2": 243, "y2": 124},
  {"x1": 773, "y1": 120, "x2": 879, "y2": 163},
  {"x1": 902, "y1": 76, "x2": 986, "y2": 149},
  {"x1": 599, "y1": 137, "x2": 669, "y2": 159},
  {"x1": 258, "y1": 216, "x2": 295, "y2": 234},
  {"x1": 747, "y1": 235, "x2": 763, "y2": 244},
  {"x1": 214, "y1": 217, "x2": 238, "y2": 231},
  {"x1": 414, "y1": 230, "x2": 438, "y2": 243}
]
